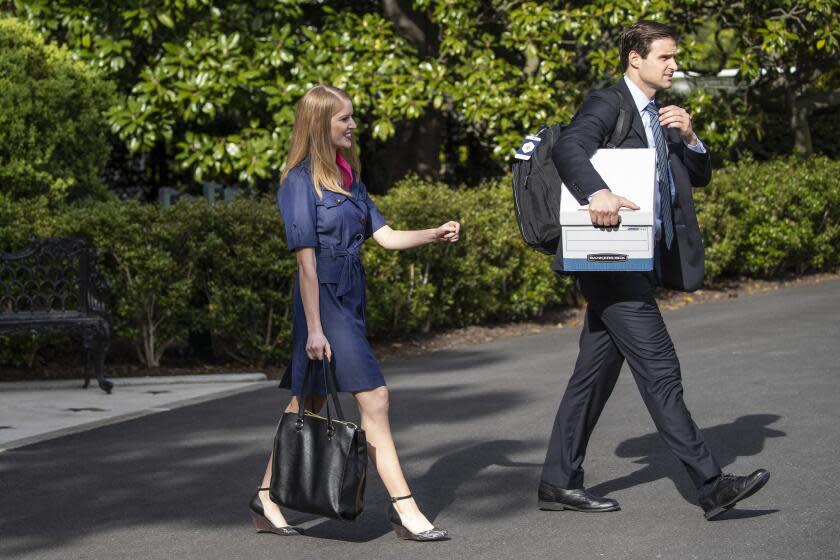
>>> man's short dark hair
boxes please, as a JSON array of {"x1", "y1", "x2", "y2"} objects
[{"x1": 619, "y1": 20, "x2": 678, "y2": 71}]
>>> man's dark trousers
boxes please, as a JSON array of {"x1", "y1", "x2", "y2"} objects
[{"x1": 540, "y1": 265, "x2": 722, "y2": 492}]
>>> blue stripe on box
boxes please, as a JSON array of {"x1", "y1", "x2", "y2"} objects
[{"x1": 563, "y1": 258, "x2": 654, "y2": 272}]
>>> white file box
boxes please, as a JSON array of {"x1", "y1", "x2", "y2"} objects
[{"x1": 560, "y1": 148, "x2": 656, "y2": 271}]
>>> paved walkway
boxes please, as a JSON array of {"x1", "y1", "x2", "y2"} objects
[
  {"x1": 1, "y1": 279, "x2": 839, "y2": 560},
  {"x1": 0, "y1": 374, "x2": 269, "y2": 451}
]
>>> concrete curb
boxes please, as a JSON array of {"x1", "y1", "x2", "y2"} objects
[{"x1": 0, "y1": 373, "x2": 268, "y2": 391}]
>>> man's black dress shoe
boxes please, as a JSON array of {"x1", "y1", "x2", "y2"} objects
[
  {"x1": 699, "y1": 469, "x2": 770, "y2": 520},
  {"x1": 538, "y1": 481, "x2": 620, "y2": 512}
]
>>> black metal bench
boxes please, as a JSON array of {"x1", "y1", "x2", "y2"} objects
[{"x1": 0, "y1": 238, "x2": 113, "y2": 393}]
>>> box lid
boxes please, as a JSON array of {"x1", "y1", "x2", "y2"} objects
[{"x1": 560, "y1": 148, "x2": 656, "y2": 226}]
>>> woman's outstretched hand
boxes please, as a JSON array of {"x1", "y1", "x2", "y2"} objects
[
  {"x1": 435, "y1": 221, "x2": 461, "y2": 243},
  {"x1": 306, "y1": 330, "x2": 332, "y2": 361}
]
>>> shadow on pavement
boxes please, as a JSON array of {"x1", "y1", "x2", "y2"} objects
[
  {"x1": 381, "y1": 348, "x2": 513, "y2": 376},
  {"x1": 589, "y1": 414, "x2": 785, "y2": 512},
  {"x1": 0, "y1": 375, "x2": 533, "y2": 554},
  {"x1": 708, "y1": 508, "x2": 780, "y2": 521},
  {"x1": 303, "y1": 439, "x2": 539, "y2": 543}
]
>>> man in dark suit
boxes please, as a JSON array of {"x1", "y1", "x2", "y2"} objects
[{"x1": 538, "y1": 20, "x2": 769, "y2": 520}]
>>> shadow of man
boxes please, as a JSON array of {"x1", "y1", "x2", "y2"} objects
[
  {"x1": 412, "y1": 439, "x2": 539, "y2": 520},
  {"x1": 588, "y1": 414, "x2": 785, "y2": 507}
]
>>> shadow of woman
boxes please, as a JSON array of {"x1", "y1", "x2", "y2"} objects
[
  {"x1": 588, "y1": 414, "x2": 785, "y2": 509},
  {"x1": 302, "y1": 439, "x2": 538, "y2": 542}
]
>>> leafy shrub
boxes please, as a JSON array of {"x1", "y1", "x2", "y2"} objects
[
  {"x1": 365, "y1": 175, "x2": 569, "y2": 337},
  {"x1": 2, "y1": 158, "x2": 837, "y2": 370},
  {"x1": 50, "y1": 200, "x2": 199, "y2": 367},
  {"x1": 193, "y1": 197, "x2": 296, "y2": 367},
  {"x1": 0, "y1": 195, "x2": 51, "y2": 248},
  {"x1": 0, "y1": 18, "x2": 114, "y2": 202},
  {"x1": 697, "y1": 157, "x2": 840, "y2": 279}
]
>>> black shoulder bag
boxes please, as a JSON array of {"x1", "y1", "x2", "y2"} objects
[{"x1": 269, "y1": 358, "x2": 367, "y2": 520}]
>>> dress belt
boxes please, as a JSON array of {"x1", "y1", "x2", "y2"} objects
[{"x1": 316, "y1": 235, "x2": 364, "y2": 297}]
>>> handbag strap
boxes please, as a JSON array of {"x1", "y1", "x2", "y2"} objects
[
  {"x1": 322, "y1": 359, "x2": 345, "y2": 419},
  {"x1": 298, "y1": 358, "x2": 345, "y2": 425}
]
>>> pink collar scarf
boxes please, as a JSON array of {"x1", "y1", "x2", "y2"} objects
[{"x1": 336, "y1": 152, "x2": 353, "y2": 189}]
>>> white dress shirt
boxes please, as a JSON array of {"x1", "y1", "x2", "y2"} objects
[
  {"x1": 623, "y1": 75, "x2": 706, "y2": 240},
  {"x1": 589, "y1": 76, "x2": 706, "y2": 242}
]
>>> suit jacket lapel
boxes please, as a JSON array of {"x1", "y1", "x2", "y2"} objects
[{"x1": 616, "y1": 79, "x2": 648, "y2": 147}]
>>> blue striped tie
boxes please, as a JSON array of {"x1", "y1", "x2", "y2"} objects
[{"x1": 644, "y1": 101, "x2": 674, "y2": 249}]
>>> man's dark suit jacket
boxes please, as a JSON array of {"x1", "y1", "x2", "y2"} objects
[{"x1": 549, "y1": 78, "x2": 712, "y2": 292}]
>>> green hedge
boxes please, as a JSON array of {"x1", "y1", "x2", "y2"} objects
[
  {"x1": 0, "y1": 18, "x2": 114, "y2": 203},
  {"x1": 1, "y1": 157, "x2": 838, "y2": 368},
  {"x1": 365, "y1": 176, "x2": 570, "y2": 337},
  {"x1": 697, "y1": 157, "x2": 840, "y2": 279},
  {"x1": 1, "y1": 197, "x2": 294, "y2": 368}
]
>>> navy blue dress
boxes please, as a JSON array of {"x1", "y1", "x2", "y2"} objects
[{"x1": 277, "y1": 158, "x2": 388, "y2": 395}]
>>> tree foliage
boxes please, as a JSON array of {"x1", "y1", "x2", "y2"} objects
[
  {"x1": 6, "y1": 1, "x2": 436, "y2": 191},
  {"x1": 0, "y1": 17, "x2": 113, "y2": 202},
  {"x1": 4, "y1": 1, "x2": 837, "y2": 195},
  {"x1": 714, "y1": 0, "x2": 840, "y2": 155},
  {"x1": 3, "y1": 157, "x2": 838, "y2": 368}
]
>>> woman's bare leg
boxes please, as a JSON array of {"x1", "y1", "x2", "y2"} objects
[
  {"x1": 257, "y1": 395, "x2": 325, "y2": 527},
  {"x1": 354, "y1": 386, "x2": 434, "y2": 533}
]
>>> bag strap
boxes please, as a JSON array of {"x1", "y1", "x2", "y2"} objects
[
  {"x1": 298, "y1": 358, "x2": 345, "y2": 426},
  {"x1": 323, "y1": 358, "x2": 345, "y2": 419},
  {"x1": 298, "y1": 360, "x2": 331, "y2": 430},
  {"x1": 605, "y1": 88, "x2": 630, "y2": 149}
]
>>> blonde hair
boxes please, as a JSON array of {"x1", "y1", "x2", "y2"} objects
[{"x1": 281, "y1": 85, "x2": 360, "y2": 198}]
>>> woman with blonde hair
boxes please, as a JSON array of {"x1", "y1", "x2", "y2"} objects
[{"x1": 249, "y1": 85, "x2": 459, "y2": 541}]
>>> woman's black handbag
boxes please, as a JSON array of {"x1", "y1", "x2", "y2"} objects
[{"x1": 269, "y1": 358, "x2": 367, "y2": 520}]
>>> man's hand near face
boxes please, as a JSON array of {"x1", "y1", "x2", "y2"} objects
[{"x1": 658, "y1": 105, "x2": 697, "y2": 145}]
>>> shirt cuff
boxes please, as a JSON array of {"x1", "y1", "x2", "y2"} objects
[
  {"x1": 587, "y1": 188, "x2": 610, "y2": 202},
  {"x1": 685, "y1": 137, "x2": 706, "y2": 153}
]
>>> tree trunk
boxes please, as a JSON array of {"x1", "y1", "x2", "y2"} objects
[
  {"x1": 139, "y1": 298, "x2": 159, "y2": 367},
  {"x1": 800, "y1": 88, "x2": 840, "y2": 156},
  {"x1": 381, "y1": 0, "x2": 436, "y2": 57},
  {"x1": 366, "y1": 0, "x2": 443, "y2": 191},
  {"x1": 788, "y1": 88, "x2": 813, "y2": 156},
  {"x1": 141, "y1": 319, "x2": 158, "y2": 367},
  {"x1": 361, "y1": 108, "x2": 445, "y2": 192}
]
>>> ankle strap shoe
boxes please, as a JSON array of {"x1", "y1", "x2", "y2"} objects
[{"x1": 388, "y1": 494, "x2": 449, "y2": 541}]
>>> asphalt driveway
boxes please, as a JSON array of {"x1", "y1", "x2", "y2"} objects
[{"x1": 1, "y1": 279, "x2": 838, "y2": 560}]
